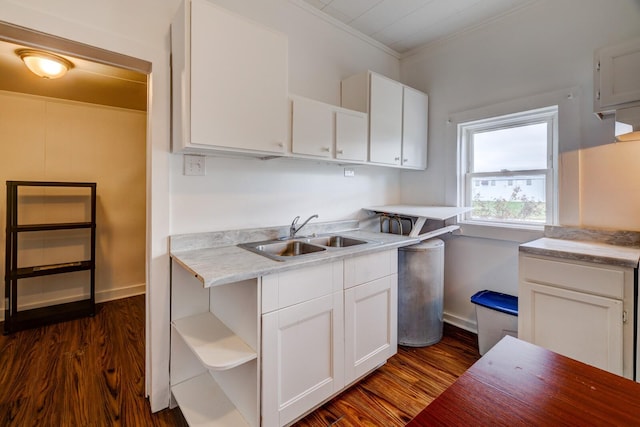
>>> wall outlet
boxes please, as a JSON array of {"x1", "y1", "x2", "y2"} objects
[
  {"x1": 344, "y1": 168, "x2": 355, "y2": 177},
  {"x1": 184, "y1": 154, "x2": 206, "y2": 176}
]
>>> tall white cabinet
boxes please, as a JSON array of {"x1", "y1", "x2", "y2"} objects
[
  {"x1": 341, "y1": 71, "x2": 428, "y2": 169},
  {"x1": 172, "y1": 0, "x2": 288, "y2": 155},
  {"x1": 518, "y1": 254, "x2": 635, "y2": 379}
]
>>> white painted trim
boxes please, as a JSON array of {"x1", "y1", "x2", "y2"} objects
[
  {"x1": 443, "y1": 311, "x2": 477, "y2": 335},
  {"x1": 287, "y1": 0, "x2": 401, "y2": 59},
  {"x1": 0, "y1": 283, "x2": 146, "y2": 322}
]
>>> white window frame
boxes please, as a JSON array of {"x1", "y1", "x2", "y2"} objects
[{"x1": 458, "y1": 106, "x2": 559, "y2": 229}]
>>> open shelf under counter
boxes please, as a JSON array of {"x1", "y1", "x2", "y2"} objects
[
  {"x1": 171, "y1": 312, "x2": 257, "y2": 371},
  {"x1": 172, "y1": 372, "x2": 251, "y2": 427}
]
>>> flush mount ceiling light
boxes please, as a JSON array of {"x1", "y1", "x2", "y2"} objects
[{"x1": 16, "y1": 49, "x2": 73, "y2": 79}]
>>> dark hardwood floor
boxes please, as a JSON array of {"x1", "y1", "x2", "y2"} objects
[
  {"x1": 294, "y1": 324, "x2": 480, "y2": 426},
  {"x1": 0, "y1": 295, "x2": 480, "y2": 426},
  {"x1": 0, "y1": 295, "x2": 187, "y2": 427}
]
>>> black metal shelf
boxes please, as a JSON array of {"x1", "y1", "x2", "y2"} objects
[
  {"x1": 14, "y1": 222, "x2": 94, "y2": 232},
  {"x1": 7, "y1": 300, "x2": 94, "y2": 333},
  {"x1": 4, "y1": 181, "x2": 96, "y2": 334}
]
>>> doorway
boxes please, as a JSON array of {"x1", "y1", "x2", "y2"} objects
[{"x1": 0, "y1": 17, "x2": 151, "y2": 400}]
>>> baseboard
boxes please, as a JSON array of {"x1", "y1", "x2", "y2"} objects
[
  {"x1": 0, "y1": 283, "x2": 146, "y2": 322},
  {"x1": 97, "y1": 283, "x2": 146, "y2": 303},
  {"x1": 444, "y1": 311, "x2": 478, "y2": 334}
]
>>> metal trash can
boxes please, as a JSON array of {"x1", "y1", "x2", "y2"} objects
[{"x1": 398, "y1": 239, "x2": 445, "y2": 347}]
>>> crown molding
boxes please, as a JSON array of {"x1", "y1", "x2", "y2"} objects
[{"x1": 288, "y1": 0, "x2": 402, "y2": 60}]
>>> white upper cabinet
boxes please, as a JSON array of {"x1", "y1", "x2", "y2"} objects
[
  {"x1": 402, "y1": 86, "x2": 428, "y2": 169},
  {"x1": 368, "y1": 73, "x2": 404, "y2": 165},
  {"x1": 341, "y1": 71, "x2": 428, "y2": 169},
  {"x1": 290, "y1": 95, "x2": 368, "y2": 163},
  {"x1": 594, "y1": 36, "x2": 640, "y2": 114},
  {"x1": 172, "y1": 0, "x2": 288, "y2": 155},
  {"x1": 335, "y1": 109, "x2": 368, "y2": 162}
]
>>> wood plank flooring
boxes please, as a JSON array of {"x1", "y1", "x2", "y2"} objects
[
  {"x1": 0, "y1": 295, "x2": 187, "y2": 426},
  {"x1": 0, "y1": 295, "x2": 480, "y2": 426},
  {"x1": 294, "y1": 324, "x2": 480, "y2": 426}
]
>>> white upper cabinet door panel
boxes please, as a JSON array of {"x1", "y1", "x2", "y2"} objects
[
  {"x1": 595, "y1": 37, "x2": 640, "y2": 113},
  {"x1": 188, "y1": 0, "x2": 288, "y2": 153},
  {"x1": 368, "y1": 73, "x2": 403, "y2": 165},
  {"x1": 335, "y1": 109, "x2": 367, "y2": 162},
  {"x1": 291, "y1": 96, "x2": 333, "y2": 158},
  {"x1": 401, "y1": 86, "x2": 428, "y2": 169}
]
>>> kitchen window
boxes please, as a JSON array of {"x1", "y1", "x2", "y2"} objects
[{"x1": 458, "y1": 106, "x2": 558, "y2": 228}]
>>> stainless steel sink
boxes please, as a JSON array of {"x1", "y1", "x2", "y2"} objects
[
  {"x1": 304, "y1": 235, "x2": 368, "y2": 248},
  {"x1": 239, "y1": 239, "x2": 326, "y2": 261},
  {"x1": 238, "y1": 234, "x2": 376, "y2": 261}
]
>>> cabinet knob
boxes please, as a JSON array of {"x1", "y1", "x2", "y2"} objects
[
  {"x1": 403, "y1": 158, "x2": 409, "y2": 163},
  {"x1": 321, "y1": 147, "x2": 331, "y2": 152},
  {"x1": 394, "y1": 157, "x2": 400, "y2": 162},
  {"x1": 336, "y1": 149, "x2": 344, "y2": 154},
  {"x1": 277, "y1": 142, "x2": 284, "y2": 148}
]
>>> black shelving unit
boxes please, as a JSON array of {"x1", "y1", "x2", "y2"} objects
[{"x1": 4, "y1": 181, "x2": 96, "y2": 334}]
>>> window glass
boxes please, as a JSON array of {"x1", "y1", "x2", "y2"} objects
[
  {"x1": 459, "y1": 107, "x2": 557, "y2": 227},
  {"x1": 472, "y1": 123, "x2": 547, "y2": 172}
]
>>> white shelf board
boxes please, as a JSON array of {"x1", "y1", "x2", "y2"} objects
[
  {"x1": 416, "y1": 225, "x2": 460, "y2": 241},
  {"x1": 172, "y1": 373, "x2": 250, "y2": 427},
  {"x1": 365, "y1": 205, "x2": 472, "y2": 220},
  {"x1": 172, "y1": 312, "x2": 257, "y2": 370}
]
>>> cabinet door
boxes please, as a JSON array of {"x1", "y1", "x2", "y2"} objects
[
  {"x1": 262, "y1": 292, "x2": 344, "y2": 426},
  {"x1": 189, "y1": 0, "x2": 288, "y2": 153},
  {"x1": 335, "y1": 109, "x2": 367, "y2": 162},
  {"x1": 519, "y1": 280, "x2": 623, "y2": 376},
  {"x1": 344, "y1": 275, "x2": 397, "y2": 385},
  {"x1": 291, "y1": 97, "x2": 333, "y2": 158},
  {"x1": 402, "y1": 87, "x2": 428, "y2": 169},
  {"x1": 369, "y1": 73, "x2": 403, "y2": 165},
  {"x1": 595, "y1": 37, "x2": 640, "y2": 112}
]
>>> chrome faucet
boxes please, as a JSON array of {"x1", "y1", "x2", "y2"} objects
[{"x1": 289, "y1": 214, "x2": 318, "y2": 238}]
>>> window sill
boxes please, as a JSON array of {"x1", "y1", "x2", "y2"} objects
[{"x1": 458, "y1": 221, "x2": 545, "y2": 243}]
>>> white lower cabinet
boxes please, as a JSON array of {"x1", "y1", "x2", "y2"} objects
[
  {"x1": 344, "y1": 274, "x2": 397, "y2": 384},
  {"x1": 171, "y1": 249, "x2": 398, "y2": 427},
  {"x1": 261, "y1": 261, "x2": 344, "y2": 427},
  {"x1": 518, "y1": 254, "x2": 635, "y2": 379},
  {"x1": 262, "y1": 291, "x2": 344, "y2": 426}
]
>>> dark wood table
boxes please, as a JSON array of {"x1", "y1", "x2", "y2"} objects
[{"x1": 408, "y1": 335, "x2": 640, "y2": 426}]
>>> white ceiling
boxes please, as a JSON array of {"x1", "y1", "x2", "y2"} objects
[{"x1": 301, "y1": 0, "x2": 536, "y2": 54}]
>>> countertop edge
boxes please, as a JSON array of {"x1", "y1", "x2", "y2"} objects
[
  {"x1": 171, "y1": 231, "x2": 420, "y2": 288},
  {"x1": 519, "y1": 238, "x2": 640, "y2": 269}
]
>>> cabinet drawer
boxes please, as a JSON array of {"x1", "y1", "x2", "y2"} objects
[
  {"x1": 519, "y1": 255, "x2": 626, "y2": 299},
  {"x1": 261, "y1": 261, "x2": 343, "y2": 313},
  {"x1": 344, "y1": 250, "x2": 397, "y2": 289}
]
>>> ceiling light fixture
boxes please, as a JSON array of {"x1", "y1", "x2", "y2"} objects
[{"x1": 16, "y1": 49, "x2": 73, "y2": 79}]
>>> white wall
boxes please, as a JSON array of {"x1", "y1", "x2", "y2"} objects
[
  {"x1": 0, "y1": 92, "x2": 146, "y2": 316},
  {"x1": 0, "y1": 0, "x2": 401, "y2": 412},
  {"x1": 398, "y1": 0, "x2": 640, "y2": 331}
]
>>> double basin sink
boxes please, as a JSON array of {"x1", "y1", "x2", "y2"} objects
[{"x1": 239, "y1": 234, "x2": 375, "y2": 262}]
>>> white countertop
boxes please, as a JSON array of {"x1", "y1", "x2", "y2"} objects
[
  {"x1": 520, "y1": 237, "x2": 640, "y2": 268},
  {"x1": 171, "y1": 229, "x2": 418, "y2": 288}
]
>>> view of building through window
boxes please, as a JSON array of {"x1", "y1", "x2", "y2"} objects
[{"x1": 460, "y1": 107, "x2": 557, "y2": 226}]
